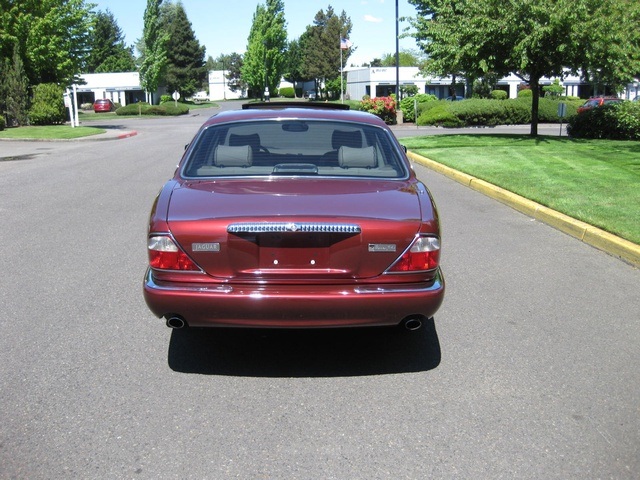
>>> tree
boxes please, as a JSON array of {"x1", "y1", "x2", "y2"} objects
[
  {"x1": 241, "y1": 0, "x2": 287, "y2": 98},
  {"x1": 159, "y1": 1, "x2": 206, "y2": 98},
  {"x1": 283, "y1": 38, "x2": 312, "y2": 94},
  {"x1": 379, "y1": 49, "x2": 424, "y2": 67},
  {"x1": 0, "y1": 0, "x2": 93, "y2": 86},
  {"x1": 409, "y1": 0, "x2": 640, "y2": 136},
  {"x1": 211, "y1": 53, "x2": 246, "y2": 94},
  {"x1": 302, "y1": 6, "x2": 353, "y2": 98},
  {"x1": 86, "y1": 9, "x2": 136, "y2": 73},
  {"x1": 1, "y1": 44, "x2": 29, "y2": 126},
  {"x1": 139, "y1": 0, "x2": 169, "y2": 103}
]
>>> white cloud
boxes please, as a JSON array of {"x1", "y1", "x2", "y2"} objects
[{"x1": 364, "y1": 14, "x2": 383, "y2": 23}]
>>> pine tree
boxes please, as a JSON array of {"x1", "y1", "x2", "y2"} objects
[
  {"x1": 160, "y1": 2, "x2": 206, "y2": 98},
  {"x1": 1, "y1": 45, "x2": 29, "y2": 126},
  {"x1": 86, "y1": 10, "x2": 136, "y2": 73}
]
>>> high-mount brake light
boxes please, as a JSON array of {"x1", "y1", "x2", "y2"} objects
[
  {"x1": 148, "y1": 236, "x2": 199, "y2": 271},
  {"x1": 388, "y1": 236, "x2": 440, "y2": 272}
]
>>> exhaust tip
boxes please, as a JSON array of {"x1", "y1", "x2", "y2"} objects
[
  {"x1": 403, "y1": 316, "x2": 423, "y2": 331},
  {"x1": 166, "y1": 316, "x2": 186, "y2": 329}
]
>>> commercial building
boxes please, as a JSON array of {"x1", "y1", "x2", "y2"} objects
[{"x1": 345, "y1": 67, "x2": 640, "y2": 101}]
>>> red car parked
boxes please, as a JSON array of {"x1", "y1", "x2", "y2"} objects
[
  {"x1": 143, "y1": 103, "x2": 444, "y2": 331},
  {"x1": 577, "y1": 96, "x2": 622, "y2": 114},
  {"x1": 93, "y1": 98, "x2": 115, "y2": 112}
]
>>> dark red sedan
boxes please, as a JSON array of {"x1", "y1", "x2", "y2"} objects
[{"x1": 143, "y1": 103, "x2": 444, "y2": 331}]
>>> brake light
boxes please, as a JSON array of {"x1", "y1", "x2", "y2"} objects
[
  {"x1": 388, "y1": 236, "x2": 440, "y2": 272},
  {"x1": 148, "y1": 236, "x2": 199, "y2": 271}
]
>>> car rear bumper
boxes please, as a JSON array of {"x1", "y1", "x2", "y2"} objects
[{"x1": 143, "y1": 268, "x2": 444, "y2": 328}]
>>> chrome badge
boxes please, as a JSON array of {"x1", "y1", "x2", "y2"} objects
[
  {"x1": 192, "y1": 242, "x2": 220, "y2": 252},
  {"x1": 368, "y1": 243, "x2": 396, "y2": 252}
]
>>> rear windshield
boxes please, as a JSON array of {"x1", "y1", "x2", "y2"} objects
[{"x1": 181, "y1": 120, "x2": 408, "y2": 179}]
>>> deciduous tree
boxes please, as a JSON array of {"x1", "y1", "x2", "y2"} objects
[
  {"x1": 302, "y1": 6, "x2": 353, "y2": 98},
  {"x1": 409, "y1": 0, "x2": 640, "y2": 136},
  {"x1": 139, "y1": 0, "x2": 169, "y2": 103},
  {"x1": 0, "y1": 0, "x2": 93, "y2": 86},
  {"x1": 241, "y1": 0, "x2": 287, "y2": 98}
]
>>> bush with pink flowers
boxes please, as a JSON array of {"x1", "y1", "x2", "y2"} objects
[{"x1": 360, "y1": 96, "x2": 397, "y2": 124}]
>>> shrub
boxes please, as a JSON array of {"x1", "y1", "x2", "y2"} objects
[
  {"x1": 160, "y1": 94, "x2": 172, "y2": 103},
  {"x1": 29, "y1": 83, "x2": 66, "y2": 125},
  {"x1": 0, "y1": 116, "x2": 5, "y2": 130},
  {"x1": 279, "y1": 87, "x2": 295, "y2": 98},
  {"x1": 116, "y1": 102, "x2": 150, "y2": 115},
  {"x1": 400, "y1": 94, "x2": 438, "y2": 123},
  {"x1": 115, "y1": 102, "x2": 188, "y2": 116},
  {"x1": 446, "y1": 99, "x2": 505, "y2": 126},
  {"x1": 360, "y1": 96, "x2": 397, "y2": 124},
  {"x1": 159, "y1": 102, "x2": 190, "y2": 115},
  {"x1": 490, "y1": 90, "x2": 508, "y2": 100},
  {"x1": 567, "y1": 101, "x2": 640, "y2": 140},
  {"x1": 518, "y1": 88, "x2": 532, "y2": 98},
  {"x1": 417, "y1": 104, "x2": 463, "y2": 127}
]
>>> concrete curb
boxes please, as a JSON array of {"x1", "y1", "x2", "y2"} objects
[{"x1": 407, "y1": 151, "x2": 640, "y2": 268}]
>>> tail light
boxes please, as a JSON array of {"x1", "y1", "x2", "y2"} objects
[
  {"x1": 388, "y1": 235, "x2": 440, "y2": 272},
  {"x1": 148, "y1": 236, "x2": 200, "y2": 271}
]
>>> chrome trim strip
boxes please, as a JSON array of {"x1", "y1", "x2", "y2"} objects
[
  {"x1": 145, "y1": 269, "x2": 442, "y2": 296},
  {"x1": 145, "y1": 269, "x2": 233, "y2": 293},
  {"x1": 227, "y1": 222, "x2": 361, "y2": 234},
  {"x1": 354, "y1": 275, "x2": 443, "y2": 294}
]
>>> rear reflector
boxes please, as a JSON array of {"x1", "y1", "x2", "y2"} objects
[
  {"x1": 388, "y1": 236, "x2": 440, "y2": 272},
  {"x1": 148, "y1": 236, "x2": 199, "y2": 271}
]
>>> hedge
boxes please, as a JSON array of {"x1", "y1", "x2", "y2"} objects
[
  {"x1": 417, "y1": 97, "x2": 583, "y2": 126},
  {"x1": 116, "y1": 102, "x2": 189, "y2": 116},
  {"x1": 279, "y1": 87, "x2": 295, "y2": 98},
  {"x1": 567, "y1": 101, "x2": 640, "y2": 140}
]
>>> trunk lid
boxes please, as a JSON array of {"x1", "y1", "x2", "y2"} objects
[{"x1": 167, "y1": 178, "x2": 422, "y2": 281}]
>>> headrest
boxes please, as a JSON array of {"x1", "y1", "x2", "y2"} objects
[
  {"x1": 338, "y1": 146, "x2": 377, "y2": 168},
  {"x1": 332, "y1": 129, "x2": 362, "y2": 149},
  {"x1": 214, "y1": 145, "x2": 252, "y2": 167},
  {"x1": 229, "y1": 133, "x2": 260, "y2": 149}
]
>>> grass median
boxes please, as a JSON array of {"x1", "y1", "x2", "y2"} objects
[
  {"x1": 0, "y1": 125, "x2": 106, "y2": 139},
  {"x1": 401, "y1": 135, "x2": 640, "y2": 245}
]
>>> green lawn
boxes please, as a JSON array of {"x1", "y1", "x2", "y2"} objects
[
  {"x1": 0, "y1": 125, "x2": 106, "y2": 139},
  {"x1": 401, "y1": 135, "x2": 640, "y2": 244}
]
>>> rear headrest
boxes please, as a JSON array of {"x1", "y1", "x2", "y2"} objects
[
  {"x1": 332, "y1": 129, "x2": 362, "y2": 150},
  {"x1": 229, "y1": 133, "x2": 260, "y2": 150},
  {"x1": 214, "y1": 145, "x2": 252, "y2": 167},
  {"x1": 338, "y1": 146, "x2": 377, "y2": 168}
]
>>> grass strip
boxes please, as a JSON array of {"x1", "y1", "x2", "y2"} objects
[
  {"x1": 401, "y1": 134, "x2": 640, "y2": 244},
  {"x1": 0, "y1": 125, "x2": 106, "y2": 139}
]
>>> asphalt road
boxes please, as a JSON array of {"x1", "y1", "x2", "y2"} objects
[{"x1": 1, "y1": 105, "x2": 638, "y2": 479}]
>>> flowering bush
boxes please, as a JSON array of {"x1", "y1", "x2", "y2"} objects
[{"x1": 360, "y1": 96, "x2": 397, "y2": 124}]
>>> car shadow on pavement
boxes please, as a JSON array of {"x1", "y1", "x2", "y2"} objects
[{"x1": 167, "y1": 318, "x2": 441, "y2": 377}]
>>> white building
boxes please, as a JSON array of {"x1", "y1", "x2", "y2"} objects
[
  {"x1": 346, "y1": 67, "x2": 640, "y2": 100},
  {"x1": 75, "y1": 72, "x2": 148, "y2": 106}
]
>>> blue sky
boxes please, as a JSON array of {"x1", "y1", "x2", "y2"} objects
[{"x1": 90, "y1": 0, "x2": 419, "y2": 67}]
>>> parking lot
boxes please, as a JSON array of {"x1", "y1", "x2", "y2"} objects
[{"x1": 1, "y1": 106, "x2": 638, "y2": 479}]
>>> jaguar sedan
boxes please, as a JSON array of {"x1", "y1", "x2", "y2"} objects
[{"x1": 143, "y1": 103, "x2": 444, "y2": 331}]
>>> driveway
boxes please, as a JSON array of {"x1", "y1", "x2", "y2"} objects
[{"x1": 0, "y1": 106, "x2": 638, "y2": 479}]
